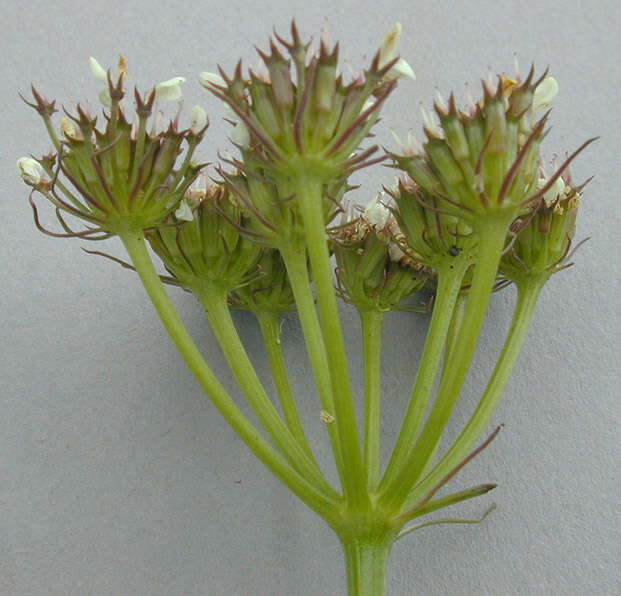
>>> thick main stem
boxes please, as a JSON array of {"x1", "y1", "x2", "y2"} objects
[
  {"x1": 379, "y1": 258, "x2": 469, "y2": 494},
  {"x1": 404, "y1": 277, "x2": 544, "y2": 507},
  {"x1": 120, "y1": 231, "x2": 337, "y2": 518},
  {"x1": 342, "y1": 535, "x2": 394, "y2": 596},
  {"x1": 380, "y1": 217, "x2": 512, "y2": 510},
  {"x1": 198, "y1": 290, "x2": 334, "y2": 497},
  {"x1": 361, "y1": 309, "x2": 385, "y2": 490},
  {"x1": 295, "y1": 172, "x2": 366, "y2": 506},
  {"x1": 255, "y1": 309, "x2": 318, "y2": 464}
]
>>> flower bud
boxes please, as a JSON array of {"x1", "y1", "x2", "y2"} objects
[
  {"x1": 231, "y1": 249, "x2": 296, "y2": 313},
  {"x1": 147, "y1": 184, "x2": 262, "y2": 294},
  {"x1": 332, "y1": 202, "x2": 426, "y2": 312},
  {"x1": 60, "y1": 116, "x2": 81, "y2": 141},
  {"x1": 500, "y1": 166, "x2": 584, "y2": 282},
  {"x1": 388, "y1": 176, "x2": 476, "y2": 268},
  {"x1": 533, "y1": 76, "x2": 558, "y2": 111},
  {"x1": 199, "y1": 71, "x2": 226, "y2": 88},
  {"x1": 89, "y1": 56, "x2": 108, "y2": 83},
  {"x1": 378, "y1": 23, "x2": 415, "y2": 81},
  {"x1": 17, "y1": 157, "x2": 44, "y2": 186}
]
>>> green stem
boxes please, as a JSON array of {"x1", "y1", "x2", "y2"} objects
[
  {"x1": 280, "y1": 245, "x2": 346, "y2": 491},
  {"x1": 404, "y1": 277, "x2": 544, "y2": 508},
  {"x1": 341, "y1": 535, "x2": 394, "y2": 596},
  {"x1": 444, "y1": 287, "x2": 469, "y2": 366},
  {"x1": 379, "y1": 258, "x2": 469, "y2": 494},
  {"x1": 380, "y1": 217, "x2": 512, "y2": 510},
  {"x1": 255, "y1": 309, "x2": 318, "y2": 464},
  {"x1": 294, "y1": 173, "x2": 366, "y2": 506},
  {"x1": 119, "y1": 230, "x2": 337, "y2": 518},
  {"x1": 198, "y1": 289, "x2": 336, "y2": 499},
  {"x1": 42, "y1": 113, "x2": 61, "y2": 152},
  {"x1": 360, "y1": 310, "x2": 385, "y2": 490}
]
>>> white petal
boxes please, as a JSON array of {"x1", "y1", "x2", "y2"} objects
[
  {"x1": 385, "y1": 57, "x2": 416, "y2": 81},
  {"x1": 98, "y1": 88, "x2": 112, "y2": 107},
  {"x1": 89, "y1": 56, "x2": 108, "y2": 83},
  {"x1": 174, "y1": 199, "x2": 194, "y2": 221},
  {"x1": 190, "y1": 105, "x2": 208, "y2": 134},
  {"x1": 388, "y1": 241, "x2": 407, "y2": 263},
  {"x1": 150, "y1": 110, "x2": 164, "y2": 136},
  {"x1": 186, "y1": 174, "x2": 208, "y2": 203},
  {"x1": 365, "y1": 195, "x2": 391, "y2": 229},
  {"x1": 541, "y1": 176, "x2": 566, "y2": 206},
  {"x1": 154, "y1": 77, "x2": 186, "y2": 102},
  {"x1": 222, "y1": 102, "x2": 239, "y2": 122},
  {"x1": 533, "y1": 76, "x2": 559, "y2": 111},
  {"x1": 231, "y1": 121, "x2": 250, "y2": 147},
  {"x1": 379, "y1": 23, "x2": 402, "y2": 68},
  {"x1": 420, "y1": 104, "x2": 442, "y2": 137},
  {"x1": 17, "y1": 157, "x2": 43, "y2": 185},
  {"x1": 199, "y1": 71, "x2": 226, "y2": 88},
  {"x1": 390, "y1": 128, "x2": 423, "y2": 156}
]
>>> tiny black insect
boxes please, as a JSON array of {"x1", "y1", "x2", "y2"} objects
[{"x1": 449, "y1": 245, "x2": 461, "y2": 257}]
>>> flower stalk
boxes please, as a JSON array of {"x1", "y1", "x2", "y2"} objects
[
  {"x1": 361, "y1": 308, "x2": 385, "y2": 490},
  {"x1": 119, "y1": 230, "x2": 338, "y2": 519},
  {"x1": 197, "y1": 287, "x2": 334, "y2": 496},
  {"x1": 255, "y1": 310, "x2": 317, "y2": 461}
]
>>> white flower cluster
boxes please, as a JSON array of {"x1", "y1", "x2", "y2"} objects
[{"x1": 363, "y1": 194, "x2": 413, "y2": 264}]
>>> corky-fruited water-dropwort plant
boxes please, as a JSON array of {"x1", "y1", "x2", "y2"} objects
[{"x1": 18, "y1": 22, "x2": 594, "y2": 595}]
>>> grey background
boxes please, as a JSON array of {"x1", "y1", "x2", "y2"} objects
[{"x1": 2, "y1": 0, "x2": 619, "y2": 594}]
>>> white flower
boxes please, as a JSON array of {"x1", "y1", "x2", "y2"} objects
[
  {"x1": 185, "y1": 173, "x2": 209, "y2": 203},
  {"x1": 89, "y1": 56, "x2": 112, "y2": 107},
  {"x1": 222, "y1": 102, "x2": 250, "y2": 147},
  {"x1": 199, "y1": 71, "x2": 227, "y2": 88},
  {"x1": 378, "y1": 23, "x2": 415, "y2": 81},
  {"x1": 200, "y1": 73, "x2": 248, "y2": 145},
  {"x1": 386, "y1": 59, "x2": 416, "y2": 80},
  {"x1": 533, "y1": 76, "x2": 559, "y2": 112},
  {"x1": 89, "y1": 56, "x2": 108, "y2": 83},
  {"x1": 538, "y1": 171, "x2": 567, "y2": 206},
  {"x1": 154, "y1": 77, "x2": 185, "y2": 102},
  {"x1": 190, "y1": 105, "x2": 208, "y2": 134},
  {"x1": 231, "y1": 122, "x2": 250, "y2": 146},
  {"x1": 390, "y1": 129, "x2": 423, "y2": 156},
  {"x1": 364, "y1": 194, "x2": 391, "y2": 230},
  {"x1": 17, "y1": 157, "x2": 44, "y2": 186},
  {"x1": 174, "y1": 199, "x2": 194, "y2": 221}
]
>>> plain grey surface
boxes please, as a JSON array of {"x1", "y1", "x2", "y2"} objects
[{"x1": 2, "y1": 0, "x2": 620, "y2": 594}]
